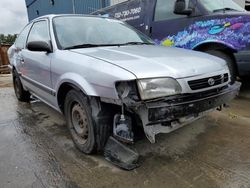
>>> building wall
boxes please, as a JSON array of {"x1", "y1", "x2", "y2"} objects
[
  {"x1": 25, "y1": 0, "x2": 110, "y2": 21},
  {"x1": 110, "y1": 0, "x2": 127, "y2": 5},
  {"x1": 75, "y1": 0, "x2": 110, "y2": 14},
  {"x1": 26, "y1": 0, "x2": 74, "y2": 21}
]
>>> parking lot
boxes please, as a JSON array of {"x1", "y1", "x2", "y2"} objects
[{"x1": 0, "y1": 74, "x2": 250, "y2": 188}]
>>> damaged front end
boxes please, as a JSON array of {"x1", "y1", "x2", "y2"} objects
[
  {"x1": 136, "y1": 82, "x2": 241, "y2": 143},
  {"x1": 109, "y1": 80, "x2": 241, "y2": 144},
  {"x1": 100, "y1": 77, "x2": 241, "y2": 170}
]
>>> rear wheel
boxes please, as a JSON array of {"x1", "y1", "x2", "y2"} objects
[
  {"x1": 204, "y1": 50, "x2": 237, "y2": 83},
  {"x1": 13, "y1": 70, "x2": 30, "y2": 102}
]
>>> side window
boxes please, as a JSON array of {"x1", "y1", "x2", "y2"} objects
[
  {"x1": 27, "y1": 21, "x2": 50, "y2": 44},
  {"x1": 154, "y1": 0, "x2": 189, "y2": 21},
  {"x1": 15, "y1": 24, "x2": 32, "y2": 49}
]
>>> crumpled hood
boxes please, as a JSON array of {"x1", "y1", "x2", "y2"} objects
[{"x1": 71, "y1": 45, "x2": 227, "y2": 79}]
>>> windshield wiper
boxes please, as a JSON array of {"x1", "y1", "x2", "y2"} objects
[
  {"x1": 63, "y1": 43, "x2": 120, "y2": 50},
  {"x1": 213, "y1": 8, "x2": 239, "y2": 13},
  {"x1": 120, "y1": 42, "x2": 154, "y2": 46},
  {"x1": 63, "y1": 42, "x2": 154, "y2": 50}
]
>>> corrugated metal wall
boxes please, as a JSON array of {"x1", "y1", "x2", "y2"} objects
[
  {"x1": 110, "y1": 0, "x2": 127, "y2": 5},
  {"x1": 25, "y1": 0, "x2": 111, "y2": 21},
  {"x1": 74, "y1": 0, "x2": 110, "y2": 14},
  {"x1": 26, "y1": 0, "x2": 73, "y2": 21}
]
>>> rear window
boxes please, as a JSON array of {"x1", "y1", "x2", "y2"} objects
[{"x1": 15, "y1": 24, "x2": 32, "y2": 49}]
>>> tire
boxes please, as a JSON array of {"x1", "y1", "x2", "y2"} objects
[
  {"x1": 64, "y1": 89, "x2": 110, "y2": 154},
  {"x1": 204, "y1": 50, "x2": 237, "y2": 83},
  {"x1": 240, "y1": 76, "x2": 250, "y2": 83},
  {"x1": 13, "y1": 70, "x2": 30, "y2": 102}
]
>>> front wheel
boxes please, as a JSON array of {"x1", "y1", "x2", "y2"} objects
[
  {"x1": 204, "y1": 50, "x2": 237, "y2": 83},
  {"x1": 64, "y1": 90, "x2": 96, "y2": 154}
]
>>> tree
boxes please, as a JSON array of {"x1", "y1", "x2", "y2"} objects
[
  {"x1": 0, "y1": 34, "x2": 5, "y2": 44},
  {"x1": 0, "y1": 34, "x2": 17, "y2": 45}
]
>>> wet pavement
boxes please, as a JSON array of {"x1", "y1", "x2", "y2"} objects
[{"x1": 0, "y1": 74, "x2": 250, "y2": 188}]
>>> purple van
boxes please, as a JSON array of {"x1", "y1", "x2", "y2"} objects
[{"x1": 93, "y1": 0, "x2": 250, "y2": 81}]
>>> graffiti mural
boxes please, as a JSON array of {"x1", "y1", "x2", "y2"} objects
[{"x1": 156, "y1": 16, "x2": 250, "y2": 51}]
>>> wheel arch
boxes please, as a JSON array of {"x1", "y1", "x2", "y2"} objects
[
  {"x1": 56, "y1": 73, "x2": 99, "y2": 113},
  {"x1": 193, "y1": 42, "x2": 237, "y2": 54},
  {"x1": 193, "y1": 42, "x2": 239, "y2": 75}
]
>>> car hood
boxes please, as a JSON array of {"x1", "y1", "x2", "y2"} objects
[{"x1": 71, "y1": 45, "x2": 227, "y2": 79}]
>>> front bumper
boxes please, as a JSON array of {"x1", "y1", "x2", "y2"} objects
[
  {"x1": 134, "y1": 82, "x2": 241, "y2": 143},
  {"x1": 234, "y1": 51, "x2": 250, "y2": 76}
]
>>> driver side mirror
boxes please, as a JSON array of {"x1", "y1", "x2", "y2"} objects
[
  {"x1": 27, "y1": 41, "x2": 53, "y2": 53},
  {"x1": 174, "y1": 0, "x2": 193, "y2": 15}
]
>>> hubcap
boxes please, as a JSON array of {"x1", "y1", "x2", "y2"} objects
[{"x1": 71, "y1": 103, "x2": 89, "y2": 144}]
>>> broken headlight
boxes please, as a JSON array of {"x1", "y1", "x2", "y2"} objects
[
  {"x1": 116, "y1": 81, "x2": 140, "y2": 101},
  {"x1": 137, "y1": 78, "x2": 182, "y2": 100}
]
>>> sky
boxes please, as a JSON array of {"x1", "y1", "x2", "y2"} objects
[{"x1": 0, "y1": 0, "x2": 28, "y2": 35}]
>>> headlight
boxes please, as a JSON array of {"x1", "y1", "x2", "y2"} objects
[
  {"x1": 116, "y1": 81, "x2": 140, "y2": 101},
  {"x1": 137, "y1": 78, "x2": 182, "y2": 100}
]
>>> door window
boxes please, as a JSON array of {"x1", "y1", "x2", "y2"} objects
[
  {"x1": 199, "y1": 0, "x2": 245, "y2": 12},
  {"x1": 27, "y1": 20, "x2": 50, "y2": 44},
  {"x1": 15, "y1": 24, "x2": 32, "y2": 49},
  {"x1": 154, "y1": 0, "x2": 189, "y2": 21}
]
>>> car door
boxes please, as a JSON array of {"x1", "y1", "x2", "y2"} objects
[
  {"x1": 12, "y1": 24, "x2": 32, "y2": 77},
  {"x1": 150, "y1": 0, "x2": 193, "y2": 46},
  {"x1": 21, "y1": 19, "x2": 55, "y2": 104}
]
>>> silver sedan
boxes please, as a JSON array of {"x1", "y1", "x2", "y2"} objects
[{"x1": 8, "y1": 15, "x2": 240, "y2": 154}]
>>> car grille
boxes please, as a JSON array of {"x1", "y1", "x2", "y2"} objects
[{"x1": 188, "y1": 73, "x2": 229, "y2": 90}]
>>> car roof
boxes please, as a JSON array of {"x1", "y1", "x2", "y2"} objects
[{"x1": 31, "y1": 14, "x2": 107, "y2": 22}]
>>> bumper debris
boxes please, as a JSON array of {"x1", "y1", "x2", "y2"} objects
[{"x1": 104, "y1": 137, "x2": 139, "y2": 170}]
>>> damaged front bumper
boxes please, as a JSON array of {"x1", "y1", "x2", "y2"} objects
[{"x1": 133, "y1": 82, "x2": 241, "y2": 143}]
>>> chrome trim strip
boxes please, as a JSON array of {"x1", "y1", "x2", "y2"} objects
[{"x1": 21, "y1": 75, "x2": 56, "y2": 96}]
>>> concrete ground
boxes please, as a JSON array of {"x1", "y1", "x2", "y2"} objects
[{"x1": 0, "y1": 74, "x2": 250, "y2": 188}]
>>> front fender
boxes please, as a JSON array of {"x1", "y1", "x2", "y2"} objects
[{"x1": 55, "y1": 72, "x2": 99, "y2": 97}]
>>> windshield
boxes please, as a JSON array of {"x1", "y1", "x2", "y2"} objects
[
  {"x1": 53, "y1": 16, "x2": 153, "y2": 49},
  {"x1": 200, "y1": 0, "x2": 245, "y2": 12}
]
